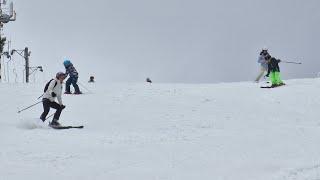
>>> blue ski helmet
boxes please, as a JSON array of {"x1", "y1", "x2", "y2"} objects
[{"x1": 63, "y1": 59, "x2": 72, "y2": 67}]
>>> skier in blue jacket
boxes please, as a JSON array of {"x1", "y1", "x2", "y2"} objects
[{"x1": 63, "y1": 59, "x2": 82, "y2": 94}]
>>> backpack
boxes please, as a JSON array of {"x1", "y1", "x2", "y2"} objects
[{"x1": 44, "y1": 79, "x2": 58, "y2": 93}]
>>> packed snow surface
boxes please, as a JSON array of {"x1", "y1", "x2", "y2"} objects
[{"x1": 1, "y1": 79, "x2": 320, "y2": 180}]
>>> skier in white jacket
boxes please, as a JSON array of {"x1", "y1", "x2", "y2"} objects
[
  {"x1": 40, "y1": 72, "x2": 66, "y2": 126},
  {"x1": 255, "y1": 48, "x2": 270, "y2": 82}
]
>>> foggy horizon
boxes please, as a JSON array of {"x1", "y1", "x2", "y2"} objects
[{"x1": 2, "y1": 0, "x2": 320, "y2": 83}]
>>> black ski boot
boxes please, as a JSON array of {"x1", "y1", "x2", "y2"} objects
[
  {"x1": 279, "y1": 82, "x2": 286, "y2": 86},
  {"x1": 50, "y1": 119, "x2": 61, "y2": 127},
  {"x1": 270, "y1": 84, "x2": 278, "y2": 88},
  {"x1": 74, "y1": 91, "x2": 82, "y2": 95}
]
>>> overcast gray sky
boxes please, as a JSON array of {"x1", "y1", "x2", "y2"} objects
[{"x1": 3, "y1": 0, "x2": 320, "y2": 83}]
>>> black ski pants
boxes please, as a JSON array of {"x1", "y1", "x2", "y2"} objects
[
  {"x1": 66, "y1": 77, "x2": 81, "y2": 93},
  {"x1": 40, "y1": 98, "x2": 63, "y2": 121}
]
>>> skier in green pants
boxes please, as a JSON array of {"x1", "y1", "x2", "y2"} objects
[{"x1": 265, "y1": 55, "x2": 285, "y2": 88}]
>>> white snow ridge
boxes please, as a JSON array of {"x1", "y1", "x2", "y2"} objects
[
  {"x1": 1, "y1": 79, "x2": 320, "y2": 180},
  {"x1": 17, "y1": 118, "x2": 50, "y2": 130}
]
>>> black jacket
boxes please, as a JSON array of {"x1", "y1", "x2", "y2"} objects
[{"x1": 267, "y1": 57, "x2": 281, "y2": 73}]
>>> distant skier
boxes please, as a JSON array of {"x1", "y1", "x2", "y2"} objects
[
  {"x1": 40, "y1": 72, "x2": 66, "y2": 126},
  {"x1": 88, "y1": 76, "x2": 95, "y2": 83},
  {"x1": 63, "y1": 59, "x2": 82, "y2": 94},
  {"x1": 146, "y1": 77, "x2": 152, "y2": 83},
  {"x1": 255, "y1": 48, "x2": 270, "y2": 82},
  {"x1": 265, "y1": 55, "x2": 285, "y2": 88}
]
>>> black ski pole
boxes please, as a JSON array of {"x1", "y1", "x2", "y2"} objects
[
  {"x1": 17, "y1": 101, "x2": 43, "y2": 113},
  {"x1": 281, "y1": 60, "x2": 302, "y2": 65},
  {"x1": 46, "y1": 113, "x2": 54, "y2": 120},
  {"x1": 37, "y1": 93, "x2": 44, "y2": 100}
]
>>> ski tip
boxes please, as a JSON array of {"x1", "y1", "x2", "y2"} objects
[{"x1": 50, "y1": 125, "x2": 84, "y2": 129}]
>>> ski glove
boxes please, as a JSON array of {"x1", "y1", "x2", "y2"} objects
[
  {"x1": 61, "y1": 105, "x2": 66, "y2": 109},
  {"x1": 51, "y1": 92, "x2": 57, "y2": 97}
]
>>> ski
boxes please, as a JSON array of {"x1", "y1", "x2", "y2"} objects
[
  {"x1": 64, "y1": 92, "x2": 84, "y2": 95},
  {"x1": 260, "y1": 84, "x2": 286, "y2": 89},
  {"x1": 50, "y1": 125, "x2": 84, "y2": 129}
]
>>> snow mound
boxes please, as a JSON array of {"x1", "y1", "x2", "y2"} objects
[{"x1": 17, "y1": 118, "x2": 50, "y2": 130}]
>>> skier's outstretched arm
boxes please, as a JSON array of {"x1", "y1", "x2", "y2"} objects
[{"x1": 65, "y1": 70, "x2": 69, "y2": 77}]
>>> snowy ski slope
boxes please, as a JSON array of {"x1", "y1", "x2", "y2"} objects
[{"x1": 1, "y1": 79, "x2": 320, "y2": 180}]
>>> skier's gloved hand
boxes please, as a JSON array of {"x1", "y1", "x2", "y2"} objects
[
  {"x1": 51, "y1": 92, "x2": 57, "y2": 97},
  {"x1": 61, "y1": 105, "x2": 66, "y2": 109}
]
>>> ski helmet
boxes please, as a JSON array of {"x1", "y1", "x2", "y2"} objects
[
  {"x1": 262, "y1": 46, "x2": 268, "y2": 51},
  {"x1": 63, "y1": 59, "x2": 72, "y2": 67},
  {"x1": 56, "y1": 72, "x2": 66, "y2": 79}
]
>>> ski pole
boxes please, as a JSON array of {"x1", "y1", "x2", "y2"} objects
[
  {"x1": 78, "y1": 82, "x2": 93, "y2": 93},
  {"x1": 281, "y1": 60, "x2": 302, "y2": 65},
  {"x1": 46, "y1": 113, "x2": 54, "y2": 120},
  {"x1": 17, "y1": 101, "x2": 43, "y2": 113},
  {"x1": 37, "y1": 93, "x2": 44, "y2": 100}
]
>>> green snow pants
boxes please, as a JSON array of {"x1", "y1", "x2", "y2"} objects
[{"x1": 270, "y1": 71, "x2": 283, "y2": 85}]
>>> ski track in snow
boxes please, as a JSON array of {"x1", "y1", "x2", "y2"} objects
[
  {"x1": 1, "y1": 79, "x2": 320, "y2": 180},
  {"x1": 275, "y1": 164, "x2": 320, "y2": 180}
]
